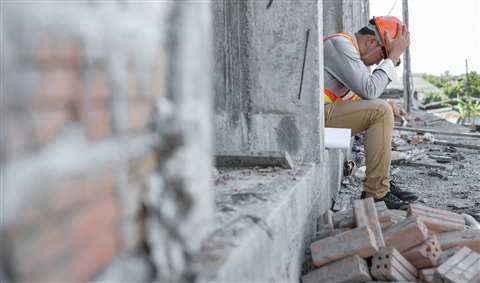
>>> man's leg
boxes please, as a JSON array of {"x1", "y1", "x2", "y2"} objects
[{"x1": 324, "y1": 99, "x2": 393, "y2": 198}]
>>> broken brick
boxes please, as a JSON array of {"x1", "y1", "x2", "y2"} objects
[
  {"x1": 353, "y1": 198, "x2": 385, "y2": 249},
  {"x1": 384, "y1": 216, "x2": 430, "y2": 252},
  {"x1": 302, "y1": 255, "x2": 371, "y2": 283},
  {"x1": 433, "y1": 247, "x2": 480, "y2": 283},
  {"x1": 418, "y1": 268, "x2": 435, "y2": 283},
  {"x1": 407, "y1": 204, "x2": 465, "y2": 233},
  {"x1": 437, "y1": 229, "x2": 480, "y2": 253},
  {"x1": 310, "y1": 226, "x2": 378, "y2": 267},
  {"x1": 371, "y1": 247, "x2": 418, "y2": 281},
  {"x1": 401, "y1": 235, "x2": 442, "y2": 269}
]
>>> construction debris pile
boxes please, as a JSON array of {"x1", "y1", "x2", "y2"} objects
[{"x1": 302, "y1": 200, "x2": 480, "y2": 283}]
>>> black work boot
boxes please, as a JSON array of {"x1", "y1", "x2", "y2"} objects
[
  {"x1": 389, "y1": 180, "x2": 418, "y2": 201},
  {"x1": 361, "y1": 191, "x2": 410, "y2": 210}
]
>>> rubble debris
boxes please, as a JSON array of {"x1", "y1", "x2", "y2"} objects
[
  {"x1": 437, "y1": 230, "x2": 480, "y2": 252},
  {"x1": 427, "y1": 154, "x2": 453, "y2": 163},
  {"x1": 214, "y1": 151, "x2": 294, "y2": 169},
  {"x1": 332, "y1": 202, "x2": 392, "y2": 230},
  {"x1": 408, "y1": 204, "x2": 466, "y2": 233},
  {"x1": 463, "y1": 213, "x2": 480, "y2": 230},
  {"x1": 433, "y1": 247, "x2": 480, "y2": 283},
  {"x1": 310, "y1": 226, "x2": 378, "y2": 267},
  {"x1": 427, "y1": 169, "x2": 448, "y2": 180},
  {"x1": 418, "y1": 267, "x2": 435, "y2": 283},
  {"x1": 400, "y1": 161, "x2": 448, "y2": 170},
  {"x1": 371, "y1": 247, "x2": 418, "y2": 281},
  {"x1": 302, "y1": 255, "x2": 371, "y2": 283},
  {"x1": 389, "y1": 209, "x2": 407, "y2": 224},
  {"x1": 402, "y1": 235, "x2": 442, "y2": 269},
  {"x1": 434, "y1": 139, "x2": 480, "y2": 150},
  {"x1": 384, "y1": 216, "x2": 430, "y2": 253},
  {"x1": 353, "y1": 198, "x2": 386, "y2": 249},
  {"x1": 305, "y1": 203, "x2": 480, "y2": 282},
  {"x1": 394, "y1": 126, "x2": 480, "y2": 139},
  {"x1": 353, "y1": 165, "x2": 366, "y2": 180}
]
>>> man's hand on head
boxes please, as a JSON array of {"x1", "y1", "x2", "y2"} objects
[{"x1": 385, "y1": 23, "x2": 410, "y2": 65}]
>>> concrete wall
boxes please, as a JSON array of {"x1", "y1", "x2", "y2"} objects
[
  {"x1": 323, "y1": 0, "x2": 370, "y2": 35},
  {"x1": 213, "y1": 0, "x2": 324, "y2": 164},
  {"x1": 0, "y1": 1, "x2": 212, "y2": 282}
]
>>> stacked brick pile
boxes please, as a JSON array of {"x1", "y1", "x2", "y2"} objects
[{"x1": 303, "y1": 200, "x2": 480, "y2": 283}]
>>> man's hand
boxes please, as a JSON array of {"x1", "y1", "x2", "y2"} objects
[{"x1": 385, "y1": 23, "x2": 410, "y2": 65}]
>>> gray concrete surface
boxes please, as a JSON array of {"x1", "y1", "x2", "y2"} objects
[
  {"x1": 213, "y1": 0, "x2": 324, "y2": 164},
  {"x1": 323, "y1": 0, "x2": 370, "y2": 35},
  {"x1": 198, "y1": 150, "x2": 344, "y2": 282}
]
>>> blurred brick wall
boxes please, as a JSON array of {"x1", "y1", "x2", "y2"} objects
[{"x1": 0, "y1": 1, "x2": 213, "y2": 282}]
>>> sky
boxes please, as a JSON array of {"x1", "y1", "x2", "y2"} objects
[{"x1": 370, "y1": 0, "x2": 480, "y2": 76}]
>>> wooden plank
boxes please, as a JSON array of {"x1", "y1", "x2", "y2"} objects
[
  {"x1": 394, "y1": 126, "x2": 480, "y2": 138},
  {"x1": 408, "y1": 204, "x2": 465, "y2": 233},
  {"x1": 353, "y1": 198, "x2": 386, "y2": 249},
  {"x1": 214, "y1": 151, "x2": 294, "y2": 169},
  {"x1": 310, "y1": 226, "x2": 378, "y2": 267},
  {"x1": 437, "y1": 230, "x2": 480, "y2": 252},
  {"x1": 384, "y1": 216, "x2": 430, "y2": 252},
  {"x1": 301, "y1": 255, "x2": 371, "y2": 283}
]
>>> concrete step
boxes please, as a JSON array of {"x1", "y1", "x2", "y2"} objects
[{"x1": 197, "y1": 150, "x2": 345, "y2": 281}]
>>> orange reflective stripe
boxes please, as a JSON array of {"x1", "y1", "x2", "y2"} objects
[
  {"x1": 342, "y1": 92, "x2": 361, "y2": 101},
  {"x1": 324, "y1": 87, "x2": 340, "y2": 104},
  {"x1": 323, "y1": 32, "x2": 359, "y2": 52}
]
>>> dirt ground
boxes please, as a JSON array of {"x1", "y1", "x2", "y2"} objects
[{"x1": 333, "y1": 106, "x2": 480, "y2": 221}]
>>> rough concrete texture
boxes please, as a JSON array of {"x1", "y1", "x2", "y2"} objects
[
  {"x1": 198, "y1": 162, "x2": 327, "y2": 282},
  {"x1": 197, "y1": 149, "x2": 344, "y2": 282},
  {"x1": 323, "y1": 0, "x2": 370, "y2": 35},
  {"x1": 213, "y1": 0, "x2": 324, "y2": 164},
  {"x1": 1, "y1": 1, "x2": 213, "y2": 281}
]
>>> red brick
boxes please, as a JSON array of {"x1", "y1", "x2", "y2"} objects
[
  {"x1": 89, "y1": 69, "x2": 110, "y2": 105},
  {"x1": 67, "y1": 233, "x2": 118, "y2": 282},
  {"x1": 384, "y1": 216, "x2": 429, "y2": 253},
  {"x1": 302, "y1": 255, "x2": 371, "y2": 283},
  {"x1": 354, "y1": 198, "x2": 385, "y2": 249},
  {"x1": 407, "y1": 204, "x2": 465, "y2": 233},
  {"x1": 371, "y1": 247, "x2": 418, "y2": 281},
  {"x1": 33, "y1": 67, "x2": 81, "y2": 107},
  {"x1": 32, "y1": 108, "x2": 71, "y2": 146},
  {"x1": 437, "y1": 230, "x2": 480, "y2": 252},
  {"x1": 84, "y1": 104, "x2": 112, "y2": 140},
  {"x1": 36, "y1": 38, "x2": 81, "y2": 68},
  {"x1": 69, "y1": 194, "x2": 119, "y2": 245},
  {"x1": 401, "y1": 235, "x2": 442, "y2": 269},
  {"x1": 434, "y1": 247, "x2": 480, "y2": 283},
  {"x1": 128, "y1": 100, "x2": 152, "y2": 131},
  {"x1": 311, "y1": 226, "x2": 378, "y2": 267},
  {"x1": 50, "y1": 173, "x2": 115, "y2": 214}
]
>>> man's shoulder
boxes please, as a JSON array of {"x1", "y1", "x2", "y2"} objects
[{"x1": 324, "y1": 33, "x2": 359, "y2": 59}]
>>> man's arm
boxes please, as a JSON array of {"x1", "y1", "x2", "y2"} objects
[{"x1": 324, "y1": 37, "x2": 396, "y2": 100}]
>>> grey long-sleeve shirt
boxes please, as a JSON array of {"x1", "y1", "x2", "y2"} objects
[{"x1": 323, "y1": 33, "x2": 397, "y2": 100}]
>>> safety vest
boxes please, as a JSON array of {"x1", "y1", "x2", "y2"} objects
[{"x1": 323, "y1": 32, "x2": 361, "y2": 104}]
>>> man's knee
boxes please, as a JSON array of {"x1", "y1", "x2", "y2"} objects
[{"x1": 370, "y1": 99, "x2": 394, "y2": 123}]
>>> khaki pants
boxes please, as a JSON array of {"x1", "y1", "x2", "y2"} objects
[{"x1": 325, "y1": 99, "x2": 393, "y2": 198}]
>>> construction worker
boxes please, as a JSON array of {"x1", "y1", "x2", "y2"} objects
[{"x1": 323, "y1": 16, "x2": 417, "y2": 209}]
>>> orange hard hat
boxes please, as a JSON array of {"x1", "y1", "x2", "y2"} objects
[{"x1": 373, "y1": 16, "x2": 404, "y2": 47}]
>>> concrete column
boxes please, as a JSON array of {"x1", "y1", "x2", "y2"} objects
[
  {"x1": 323, "y1": 0, "x2": 369, "y2": 36},
  {"x1": 213, "y1": 0, "x2": 324, "y2": 164}
]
